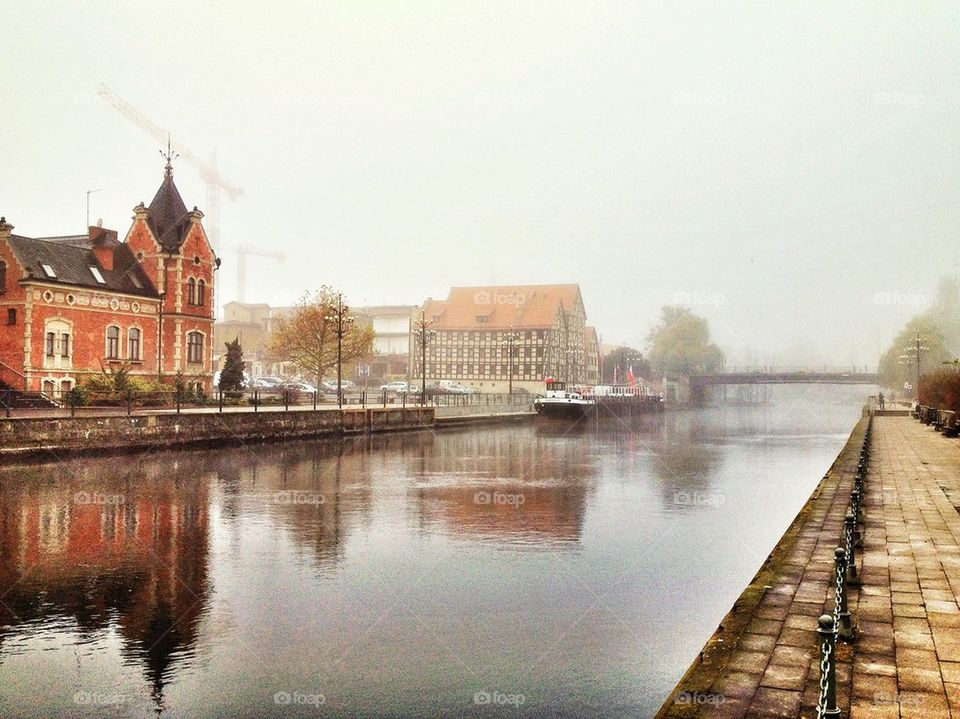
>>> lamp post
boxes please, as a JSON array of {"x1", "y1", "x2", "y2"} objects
[
  {"x1": 413, "y1": 311, "x2": 435, "y2": 405},
  {"x1": 504, "y1": 329, "x2": 520, "y2": 395},
  {"x1": 899, "y1": 331, "x2": 930, "y2": 402},
  {"x1": 325, "y1": 294, "x2": 355, "y2": 408}
]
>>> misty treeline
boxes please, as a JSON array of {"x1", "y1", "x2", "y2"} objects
[
  {"x1": 878, "y1": 277, "x2": 960, "y2": 398},
  {"x1": 603, "y1": 306, "x2": 724, "y2": 383}
]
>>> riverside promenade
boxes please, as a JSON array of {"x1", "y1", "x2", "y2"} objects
[{"x1": 657, "y1": 413, "x2": 960, "y2": 718}]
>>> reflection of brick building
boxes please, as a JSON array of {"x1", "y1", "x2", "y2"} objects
[
  {"x1": 0, "y1": 159, "x2": 217, "y2": 394},
  {"x1": 416, "y1": 284, "x2": 598, "y2": 393},
  {"x1": 0, "y1": 465, "x2": 211, "y2": 706}
]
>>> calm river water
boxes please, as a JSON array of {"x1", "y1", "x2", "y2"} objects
[{"x1": 0, "y1": 385, "x2": 866, "y2": 718}]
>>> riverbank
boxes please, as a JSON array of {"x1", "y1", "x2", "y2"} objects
[
  {"x1": 656, "y1": 414, "x2": 960, "y2": 718},
  {"x1": 0, "y1": 405, "x2": 539, "y2": 462}
]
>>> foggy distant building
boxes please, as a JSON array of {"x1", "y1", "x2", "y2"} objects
[
  {"x1": 351, "y1": 305, "x2": 418, "y2": 384},
  {"x1": 214, "y1": 301, "x2": 418, "y2": 383},
  {"x1": 213, "y1": 301, "x2": 294, "y2": 377},
  {"x1": 415, "y1": 284, "x2": 598, "y2": 393}
]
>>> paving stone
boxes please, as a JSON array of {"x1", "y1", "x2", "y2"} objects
[{"x1": 658, "y1": 417, "x2": 960, "y2": 718}]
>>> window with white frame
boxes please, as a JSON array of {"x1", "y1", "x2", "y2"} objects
[
  {"x1": 106, "y1": 326, "x2": 120, "y2": 359},
  {"x1": 127, "y1": 327, "x2": 141, "y2": 360},
  {"x1": 187, "y1": 332, "x2": 203, "y2": 364}
]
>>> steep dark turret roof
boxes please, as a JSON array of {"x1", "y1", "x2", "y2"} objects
[{"x1": 147, "y1": 163, "x2": 192, "y2": 252}]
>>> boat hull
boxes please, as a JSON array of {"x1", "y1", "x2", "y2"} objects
[{"x1": 533, "y1": 398, "x2": 596, "y2": 419}]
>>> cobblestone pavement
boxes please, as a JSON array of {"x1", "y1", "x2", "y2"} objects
[{"x1": 657, "y1": 415, "x2": 960, "y2": 718}]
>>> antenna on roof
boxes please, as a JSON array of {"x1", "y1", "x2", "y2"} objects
[{"x1": 159, "y1": 133, "x2": 179, "y2": 176}]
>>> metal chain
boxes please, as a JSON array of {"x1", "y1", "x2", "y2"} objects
[
  {"x1": 816, "y1": 637, "x2": 832, "y2": 718},
  {"x1": 833, "y1": 557, "x2": 844, "y2": 628},
  {"x1": 844, "y1": 523, "x2": 852, "y2": 567}
]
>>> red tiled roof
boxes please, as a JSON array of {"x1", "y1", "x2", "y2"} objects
[{"x1": 424, "y1": 285, "x2": 583, "y2": 330}]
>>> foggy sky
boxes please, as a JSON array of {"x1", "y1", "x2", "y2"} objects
[{"x1": 2, "y1": 1, "x2": 957, "y2": 367}]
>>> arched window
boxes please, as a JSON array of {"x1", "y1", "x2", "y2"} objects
[
  {"x1": 196, "y1": 279, "x2": 205, "y2": 306},
  {"x1": 106, "y1": 326, "x2": 120, "y2": 359},
  {"x1": 0, "y1": 261, "x2": 6, "y2": 294},
  {"x1": 187, "y1": 332, "x2": 203, "y2": 364},
  {"x1": 187, "y1": 277, "x2": 196, "y2": 305},
  {"x1": 128, "y1": 328, "x2": 141, "y2": 360}
]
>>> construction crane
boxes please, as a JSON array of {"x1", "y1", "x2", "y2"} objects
[
  {"x1": 226, "y1": 245, "x2": 286, "y2": 304},
  {"x1": 96, "y1": 83, "x2": 244, "y2": 257}
]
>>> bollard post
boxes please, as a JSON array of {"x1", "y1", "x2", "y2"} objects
[
  {"x1": 844, "y1": 513, "x2": 859, "y2": 585},
  {"x1": 313, "y1": 390, "x2": 318, "y2": 411},
  {"x1": 834, "y1": 547, "x2": 856, "y2": 642},
  {"x1": 254, "y1": 389, "x2": 258, "y2": 413},
  {"x1": 284, "y1": 390, "x2": 289, "y2": 411},
  {"x1": 126, "y1": 390, "x2": 132, "y2": 416},
  {"x1": 219, "y1": 389, "x2": 224, "y2": 413},
  {"x1": 176, "y1": 386, "x2": 181, "y2": 415},
  {"x1": 816, "y1": 615, "x2": 841, "y2": 718},
  {"x1": 70, "y1": 389, "x2": 77, "y2": 418}
]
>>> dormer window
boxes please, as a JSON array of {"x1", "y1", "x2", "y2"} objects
[
  {"x1": 89, "y1": 266, "x2": 106, "y2": 284},
  {"x1": 41, "y1": 263, "x2": 56, "y2": 278}
]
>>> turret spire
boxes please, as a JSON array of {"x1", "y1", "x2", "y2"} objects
[{"x1": 159, "y1": 133, "x2": 178, "y2": 177}]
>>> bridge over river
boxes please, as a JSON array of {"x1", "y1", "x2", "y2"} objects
[{"x1": 690, "y1": 371, "x2": 878, "y2": 387}]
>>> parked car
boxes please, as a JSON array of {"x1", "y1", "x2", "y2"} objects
[
  {"x1": 254, "y1": 376, "x2": 284, "y2": 387},
  {"x1": 283, "y1": 381, "x2": 319, "y2": 394},
  {"x1": 252, "y1": 377, "x2": 282, "y2": 389},
  {"x1": 381, "y1": 381, "x2": 409, "y2": 392}
]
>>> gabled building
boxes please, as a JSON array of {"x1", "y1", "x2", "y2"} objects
[
  {"x1": 414, "y1": 284, "x2": 596, "y2": 393},
  {"x1": 0, "y1": 159, "x2": 218, "y2": 396}
]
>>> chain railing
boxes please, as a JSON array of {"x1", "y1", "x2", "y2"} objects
[{"x1": 816, "y1": 414, "x2": 870, "y2": 718}]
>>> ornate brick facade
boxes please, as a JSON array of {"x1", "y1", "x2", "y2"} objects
[{"x1": 0, "y1": 161, "x2": 217, "y2": 395}]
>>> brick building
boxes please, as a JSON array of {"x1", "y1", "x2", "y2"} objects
[
  {"x1": 0, "y1": 159, "x2": 217, "y2": 396},
  {"x1": 414, "y1": 284, "x2": 598, "y2": 394}
]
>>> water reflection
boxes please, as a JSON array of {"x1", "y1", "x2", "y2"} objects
[
  {"x1": 0, "y1": 461, "x2": 211, "y2": 713},
  {"x1": 409, "y1": 429, "x2": 595, "y2": 547},
  {"x1": 0, "y1": 386, "x2": 865, "y2": 718}
]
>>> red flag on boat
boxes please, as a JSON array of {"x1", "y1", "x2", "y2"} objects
[{"x1": 626, "y1": 366, "x2": 635, "y2": 386}]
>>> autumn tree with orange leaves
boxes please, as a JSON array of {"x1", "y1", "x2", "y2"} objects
[{"x1": 269, "y1": 287, "x2": 375, "y2": 385}]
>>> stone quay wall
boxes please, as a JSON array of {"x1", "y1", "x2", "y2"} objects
[{"x1": 0, "y1": 406, "x2": 435, "y2": 461}]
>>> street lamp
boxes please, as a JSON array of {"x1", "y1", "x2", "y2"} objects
[
  {"x1": 899, "y1": 331, "x2": 930, "y2": 402},
  {"x1": 325, "y1": 294, "x2": 355, "y2": 408},
  {"x1": 504, "y1": 329, "x2": 521, "y2": 395},
  {"x1": 413, "y1": 311, "x2": 435, "y2": 405}
]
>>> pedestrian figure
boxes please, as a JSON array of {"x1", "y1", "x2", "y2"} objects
[{"x1": 878, "y1": 392, "x2": 885, "y2": 409}]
